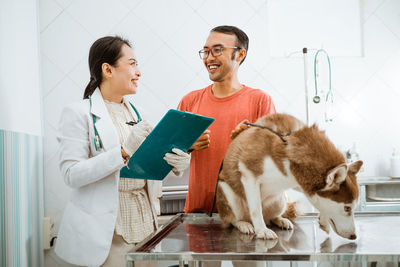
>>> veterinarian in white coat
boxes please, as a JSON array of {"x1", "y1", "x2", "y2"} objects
[{"x1": 55, "y1": 36, "x2": 190, "y2": 267}]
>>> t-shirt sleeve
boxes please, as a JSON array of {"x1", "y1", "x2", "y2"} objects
[
  {"x1": 177, "y1": 94, "x2": 190, "y2": 112},
  {"x1": 257, "y1": 93, "x2": 276, "y2": 117},
  {"x1": 177, "y1": 99, "x2": 185, "y2": 111}
]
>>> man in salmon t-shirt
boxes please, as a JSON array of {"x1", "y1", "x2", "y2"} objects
[{"x1": 177, "y1": 25, "x2": 276, "y2": 214}]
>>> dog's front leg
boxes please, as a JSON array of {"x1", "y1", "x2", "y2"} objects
[{"x1": 240, "y1": 175, "x2": 278, "y2": 240}]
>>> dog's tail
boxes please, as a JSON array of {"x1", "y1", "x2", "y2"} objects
[
  {"x1": 282, "y1": 200, "x2": 309, "y2": 221},
  {"x1": 282, "y1": 202, "x2": 299, "y2": 221}
]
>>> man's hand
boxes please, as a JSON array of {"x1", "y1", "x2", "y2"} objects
[
  {"x1": 230, "y1": 119, "x2": 250, "y2": 139},
  {"x1": 190, "y1": 129, "x2": 210, "y2": 152}
]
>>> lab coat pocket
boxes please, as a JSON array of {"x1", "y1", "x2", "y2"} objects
[{"x1": 56, "y1": 201, "x2": 111, "y2": 267}]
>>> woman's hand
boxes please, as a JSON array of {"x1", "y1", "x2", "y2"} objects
[
  {"x1": 122, "y1": 120, "x2": 153, "y2": 156},
  {"x1": 189, "y1": 130, "x2": 210, "y2": 152},
  {"x1": 230, "y1": 120, "x2": 250, "y2": 139},
  {"x1": 163, "y1": 148, "x2": 191, "y2": 176},
  {"x1": 121, "y1": 147, "x2": 130, "y2": 165}
]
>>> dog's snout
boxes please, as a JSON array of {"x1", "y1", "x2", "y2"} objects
[{"x1": 349, "y1": 234, "x2": 357, "y2": 240}]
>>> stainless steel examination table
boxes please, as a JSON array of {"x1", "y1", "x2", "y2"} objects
[{"x1": 127, "y1": 213, "x2": 400, "y2": 266}]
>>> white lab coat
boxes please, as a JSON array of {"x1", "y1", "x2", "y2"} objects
[{"x1": 55, "y1": 89, "x2": 158, "y2": 267}]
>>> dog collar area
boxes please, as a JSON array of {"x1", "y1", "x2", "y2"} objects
[{"x1": 244, "y1": 122, "x2": 290, "y2": 145}]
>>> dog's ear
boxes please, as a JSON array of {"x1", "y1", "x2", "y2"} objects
[
  {"x1": 322, "y1": 163, "x2": 348, "y2": 191},
  {"x1": 348, "y1": 160, "x2": 363, "y2": 175}
]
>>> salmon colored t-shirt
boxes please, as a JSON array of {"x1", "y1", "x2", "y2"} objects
[{"x1": 177, "y1": 85, "x2": 276, "y2": 213}]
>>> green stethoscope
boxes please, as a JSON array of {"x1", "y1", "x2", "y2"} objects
[{"x1": 89, "y1": 95, "x2": 142, "y2": 151}]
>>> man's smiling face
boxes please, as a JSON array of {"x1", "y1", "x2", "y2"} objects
[{"x1": 203, "y1": 32, "x2": 240, "y2": 82}]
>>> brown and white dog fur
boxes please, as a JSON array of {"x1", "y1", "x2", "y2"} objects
[{"x1": 216, "y1": 113, "x2": 363, "y2": 240}]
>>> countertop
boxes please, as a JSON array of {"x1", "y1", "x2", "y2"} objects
[{"x1": 128, "y1": 212, "x2": 400, "y2": 263}]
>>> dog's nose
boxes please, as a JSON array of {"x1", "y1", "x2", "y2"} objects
[{"x1": 349, "y1": 234, "x2": 357, "y2": 240}]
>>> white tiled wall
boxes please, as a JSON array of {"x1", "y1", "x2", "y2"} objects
[{"x1": 40, "y1": 0, "x2": 400, "y2": 266}]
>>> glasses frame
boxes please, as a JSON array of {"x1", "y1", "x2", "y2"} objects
[{"x1": 198, "y1": 46, "x2": 241, "y2": 59}]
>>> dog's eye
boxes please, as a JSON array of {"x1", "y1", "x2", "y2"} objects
[{"x1": 344, "y1": 206, "x2": 352, "y2": 213}]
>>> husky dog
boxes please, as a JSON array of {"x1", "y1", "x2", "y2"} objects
[{"x1": 216, "y1": 113, "x2": 363, "y2": 240}]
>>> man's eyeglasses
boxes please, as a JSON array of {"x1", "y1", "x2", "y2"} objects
[{"x1": 198, "y1": 46, "x2": 241, "y2": 59}]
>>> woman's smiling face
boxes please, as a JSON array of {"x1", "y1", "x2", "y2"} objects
[{"x1": 110, "y1": 44, "x2": 141, "y2": 96}]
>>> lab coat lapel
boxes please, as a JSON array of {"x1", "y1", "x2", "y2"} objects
[{"x1": 90, "y1": 89, "x2": 120, "y2": 151}]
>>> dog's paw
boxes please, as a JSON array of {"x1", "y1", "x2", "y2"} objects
[
  {"x1": 255, "y1": 228, "x2": 278, "y2": 240},
  {"x1": 234, "y1": 221, "x2": 255, "y2": 235},
  {"x1": 272, "y1": 217, "x2": 293, "y2": 230}
]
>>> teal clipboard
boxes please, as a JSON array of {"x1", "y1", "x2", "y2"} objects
[{"x1": 120, "y1": 109, "x2": 214, "y2": 180}]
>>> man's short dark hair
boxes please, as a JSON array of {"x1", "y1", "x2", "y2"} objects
[{"x1": 211, "y1": 25, "x2": 249, "y2": 64}]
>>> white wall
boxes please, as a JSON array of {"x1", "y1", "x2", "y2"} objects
[
  {"x1": 0, "y1": 0, "x2": 44, "y2": 267},
  {"x1": 0, "y1": 0, "x2": 43, "y2": 136},
  {"x1": 39, "y1": 0, "x2": 400, "y2": 266}
]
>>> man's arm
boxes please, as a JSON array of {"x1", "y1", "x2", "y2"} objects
[{"x1": 258, "y1": 93, "x2": 276, "y2": 117}]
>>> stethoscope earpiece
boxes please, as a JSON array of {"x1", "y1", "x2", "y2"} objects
[{"x1": 313, "y1": 95, "x2": 321, "y2": 104}]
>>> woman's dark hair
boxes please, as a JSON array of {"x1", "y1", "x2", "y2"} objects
[
  {"x1": 211, "y1": 25, "x2": 249, "y2": 65},
  {"x1": 83, "y1": 36, "x2": 131, "y2": 99}
]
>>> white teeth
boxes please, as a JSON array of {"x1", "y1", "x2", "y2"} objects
[{"x1": 209, "y1": 65, "x2": 218, "y2": 69}]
